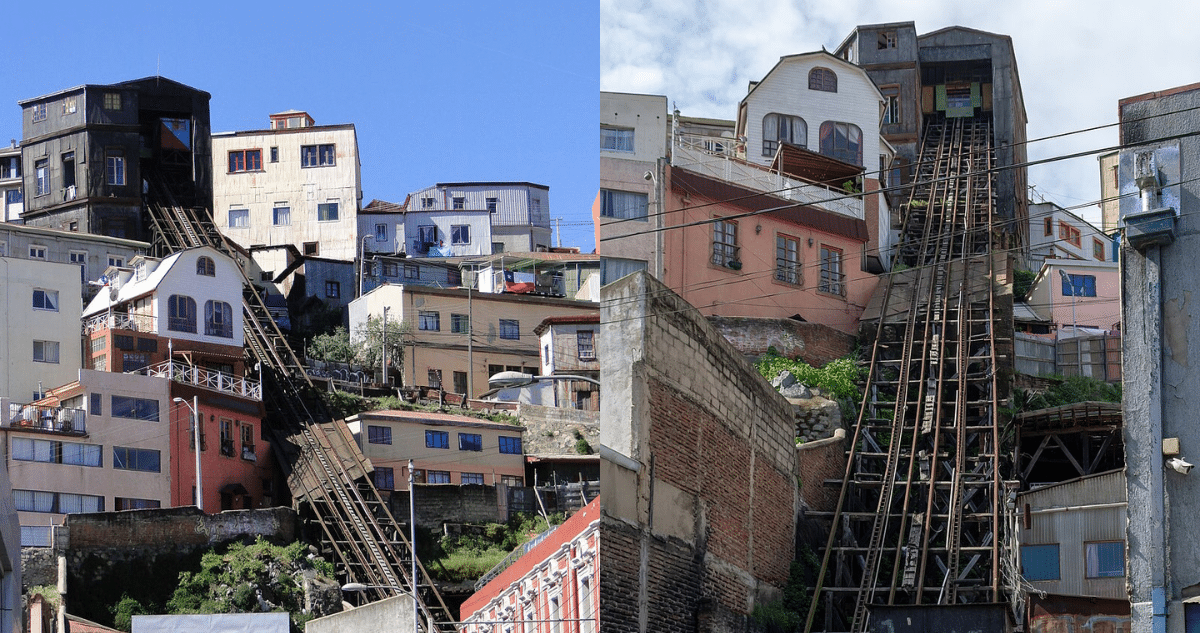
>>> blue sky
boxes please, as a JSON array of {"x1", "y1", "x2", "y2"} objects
[{"x1": 1, "y1": 1, "x2": 599, "y2": 252}]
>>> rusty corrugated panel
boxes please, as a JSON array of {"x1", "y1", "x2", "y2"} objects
[
  {"x1": 670, "y1": 166, "x2": 869, "y2": 242},
  {"x1": 770, "y1": 142, "x2": 863, "y2": 184}
]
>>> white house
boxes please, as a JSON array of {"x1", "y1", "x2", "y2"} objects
[
  {"x1": 406, "y1": 182, "x2": 552, "y2": 254},
  {"x1": 1028, "y1": 201, "x2": 1113, "y2": 271},
  {"x1": 358, "y1": 198, "x2": 492, "y2": 259},
  {"x1": 211, "y1": 113, "x2": 362, "y2": 260},
  {"x1": 0, "y1": 256, "x2": 82, "y2": 402}
]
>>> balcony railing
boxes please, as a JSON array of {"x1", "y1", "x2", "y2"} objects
[
  {"x1": 83, "y1": 312, "x2": 156, "y2": 336},
  {"x1": 220, "y1": 438, "x2": 235, "y2": 457},
  {"x1": 673, "y1": 135, "x2": 864, "y2": 220},
  {"x1": 3, "y1": 399, "x2": 86, "y2": 435},
  {"x1": 132, "y1": 360, "x2": 262, "y2": 401}
]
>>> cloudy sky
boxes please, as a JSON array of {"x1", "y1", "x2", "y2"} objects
[{"x1": 601, "y1": 0, "x2": 1200, "y2": 227}]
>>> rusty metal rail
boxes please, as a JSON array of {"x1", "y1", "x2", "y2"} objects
[{"x1": 805, "y1": 115, "x2": 1012, "y2": 632}]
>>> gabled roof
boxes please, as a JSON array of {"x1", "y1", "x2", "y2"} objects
[
  {"x1": 533, "y1": 314, "x2": 601, "y2": 335},
  {"x1": 742, "y1": 49, "x2": 882, "y2": 103},
  {"x1": 81, "y1": 245, "x2": 228, "y2": 317}
]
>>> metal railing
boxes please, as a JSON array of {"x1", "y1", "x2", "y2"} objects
[
  {"x1": 3, "y1": 399, "x2": 86, "y2": 434},
  {"x1": 673, "y1": 137, "x2": 864, "y2": 220},
  {"x1": 473, "y1": 523, "x2": 559, "y2": 590},
  {"x1": 133, "y1": 360, "x2": 262, "y2": 400},
  {"x1": 82, "y1": 312, "x2": 156, "y2": 335}
]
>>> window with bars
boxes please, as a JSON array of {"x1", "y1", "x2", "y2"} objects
[
  {"x1": 712, "y1": 219, "x2": 739, "y2": 267},
  {"x1": 819, "y1": 245, "x2": 844, "y2": 296},
  {"x1": 577, "y1": 331, "x2": 596, "y2": 360},
  {"x1": 775, "y1": 235, "x2": 801, "y2": 285}
]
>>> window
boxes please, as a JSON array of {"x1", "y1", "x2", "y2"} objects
[
  {"x1": 599, "y1": 189, "x2": 647, "y2": 220},
  {"x1": 453, "y1": 371, "x2": 468, "y2": 394},
  {"x1": 301, "y1": 144, "x2": 336, "y2": 167},
  {"x1": 1059, "y1": 221, "x2": 1082, "y2": 247},
  {"x1": 33, "y1": 340, "x2": 60, "y2": 364},
  {"x1": 486, "y1": 197, "x2": 498, "y2": 213},
  {"x1": 451, "y1": 225, "x2": 470, "y2": 245},
  {"x1": 196, "y1": 256, "x2": 215, "y2": 276},
  {"x1": 375, "y1": 223, "x2": 388, "y2": 242},
  {"x1": 428, "y1": 369, "x2": 443, "y2": 389},
  {"x1": 14, "y1": 438, "x2": 102, "y2": 466},
  {"x1": 4, "y1": 190, "x2": 20, "y2": 206},
  {"x1": 499, "y1": 436, "x2": 522, "y2": 455},
  {"x1": 29, "y1": 245, "x2": 46, "y2": 260},
  {"x1": 272, "y1": 206, "x2": 291, "y2": 226},
  {"x1": 712, "y1": 219, "x2": 739, "y2": 267},
  {"x1": 317, "y1": 202, "x2": 339, "y2": 221},
  {"x1": 452, "y1": 196, "x2": 465, "y2": 209},
  {"x1": 418, "y1": 311, "x2": 440, "y2": 331},
  {"x1": 33, "y1": 288, "x2": 59, "y2": 311},
  {"x1": 762, "y1": 113, "x2": 807, "y2": 156},
  {"x1": 269, "y1": 147, "x2": 278, "y2": 163},
  {"x1": 1094, "y1": 238, "x2": 1106, "y2": 261},
  {"x1": 220, "y1": 419, "x2": 234, "y2": 456},
  {"x1": 461, "y1": 472, "x2": 484, "y2": 485},
  {"x1": 809, "y1": 67, "x2": 838, "y2": 92},
  {"x1": 114, "y1": 334, "x2": 135, "y2": 350},
  {"x1": 368, "y1": 425, "x2": 392, "y2": 445},
  {"x1": 458, "y1": 433, "x2": 483, "y2": 452},
  {"x1": 819, "y1": 121, "x2": 863, "y2": 165},
  {"x1": 373, "y1": 467, "x2": 394, "y2": 490},
  {"x1": 819, "y1": 246, "x2": 845, "y2": 296},
  {"x1": 205, "y1": 300, "x2": 234, "y2": 338},
  {"x1": 427, "y1": 471, "x2": 451, "y2": 484},
  {"x1": 240, "y1": 424, "x2": 255, "y2": 460},
  {"x1": 228, "y1": 149, "x2": 262, "y2": 173},
  {"x1": 106, "y1": 149, "x2": 125, "y2": 185},
  {"x1": 878, "y1": 30, "x2": 897, "y2": 49},
  {"x1": 882, "y1": 86, "x2": 900, "y2": 125},
  {"x1": 421, "y1": 197, "x2": 435, "y2": 209},
  {"x1": 1061, "y1": 273, "x2": 1097, "y2": 298},
  {"x1": 227, "y1": 208, "x2": 249, "y2": 228},
  {"x1": 499, "y1": 319, "x2": 520, "y2": 340},
  {"x1": 451, "y1": 314, "x2": 470, "y2": 334},
  {"x1": 426, "y1": 430, "x2": 449, "y2": 449},
  {"x1": 15, "y1": 490, "x2": 102, "y2": 514},
  {"x1": 31, "y1": 103, "x2": 47, "y2": 123},
  {"x1": 70, "y1": 251, "x2": 87, "y2": 282},
  {"x1": 601, "y1": 127, "x2": 635, "y2": 152},
  {"x1": 578, "y1": 331, "x2": 596, "y2": 360},
  {"x1": 1044, "y1": 217, "x2": 1053, "y2": 236},
  {"x1": 325, "y1": 281, "x2": 340, "y2": 299},
  {"x1": 113, "y1": 446, "x2": 161, "y2": 472},
  {"x1": 108, "y1": 255, "x2": 124, "y2": 267},
  {"x1": 137, "y1": 337, "x2": 157, "y2": 352},
  {"x1": 418, "y1": 225, "x2": 437, "y2": 244},
  {"x1": 103, "y1": 92, "x2": 121, "y2": 110},
  {"x1": 303, "y1": 242, "x2": 319, "y2": 256},
  {"x1": 111, "y1": 396, "x2": 160, "y2": 421},
  {"x1": 122, "y1": 352, "x2": 150, "y2": 373},
  {"x1": 1085, "y1": 541, "x2": 1124, "y2": 578},
  {"x1": 1021, "y1": 544, "x2": 1060, "y2": 581},
  {"x1": 115, "y1": 498, "x2": 160, "y2": 511},
  {"x1": 378, "y1": 262, "x2": 396, "y2": 277},
  {"x1": 404, "y1": 264, "x2": 419, "y2": 279},
  {"x1": 90, "y1": 393, "x2": 102, "y2": 415},
  {"x1": 35, "y1": 158, "x2": 49, "y2": 196},
  {"x1": 168, "y1": 295, "x2": 197, "y2": 332}
]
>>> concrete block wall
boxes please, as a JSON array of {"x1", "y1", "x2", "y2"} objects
[
  {"x1": 796, "y1": 430, "x2": 848, "y2": 513},
  {"x1": 517, "y1": 403, "x2": 599, "y2": 455}
]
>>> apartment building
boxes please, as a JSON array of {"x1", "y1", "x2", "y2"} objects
[
  {"x1": 17, "y1": 77, "x2": 212, "y2": 241},
  {"x1": 0, "y1": 256, "x2": 82, "y2": 402},
  {"x1": 0, "y1": 143, "x2": 21, "y2": 223},
  {"x1": 349, "y1": 284, "x2": 598, "y2": 398},
  {"x1": 358, "y1": 197, "x2": 492, "y2": 258},
  {"x1": 406, "y1": 182, "x2": 552, "y2": 254},
  {"x1": 534, "y1": 315, "x2": 600, "y2": 411},
  {"x1": 1028, "y1": 201, "x2": 1113, "y2": 270},
  {"x1": 211, "y1": 112, "x2": 362, "y2": 260},
  {"x1": 0, "y1": 222, "x2": 147, "y2": 301},
  {"x1": 344, "y1": 410, "x2": 525, "y2": 490}
]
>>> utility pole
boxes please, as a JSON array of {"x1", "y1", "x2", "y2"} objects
[
  {"x1": 467, "y1": 269, "x2": 474, "y2": 397},
  {"x1": 382, "y1": 306, "x2": 389, "y2": 388},
  {"x1": 409, "y1": 459, "x2": 418, "y2": 633}
]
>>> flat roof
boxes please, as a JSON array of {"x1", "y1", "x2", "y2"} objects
[{"x1": 347, "y1": 409, "x2": 524, "y2": 431}]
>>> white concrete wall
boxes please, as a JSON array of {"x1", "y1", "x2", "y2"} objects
[{"x1": 0, "y1": 257, "x2": 82, "y2": 401}]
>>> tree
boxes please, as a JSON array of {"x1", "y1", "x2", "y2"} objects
[
  {"x1": 353, "y1": 315, "x2": 410, "y2": 375},
  {"x1": 306, "y1": 326, "x2": 356, "y2": 364}
]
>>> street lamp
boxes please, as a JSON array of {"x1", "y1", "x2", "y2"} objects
[{"x1": 173, "y1": 396, "x2": 202, "y2": 512}]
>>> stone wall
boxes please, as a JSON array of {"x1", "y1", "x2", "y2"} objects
[
  {"x1": 600, "y1": 272, "x2": 799, "y2": 633},
  {"x1": 706, "y1": 315, "x2": 857, "y2": 366},
  {"x1": 517, "y1": 403, "x2": 599, "y2": 456}
]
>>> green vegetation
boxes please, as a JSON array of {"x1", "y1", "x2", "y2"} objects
[
  {"x1": 1008, "y1": 375, "x2": 1121, "y2": 416},
  {"x1": 306, "y1": 326, "x2": 357, "y2": 364},
  {"x1": 750, "y1": 545, "x2": 822, "y2": 632},
  {"x1": 573, "y1": 429, "x2": 593, "y2": 455},
  {"x1": 424, "y1": 513, "x2": 564, "y2": 584},
  {"x1": 317, "y1": 392, "x2": 520, "y2": 425},
  {"x1": 1013, "y1": 268, "x2": 1037, "y2": 300},
  {"x1": 305, "y1": 316, "x2": 410, "y2": 370},
  {"x1": 755, "y1": 350, "x2": 865, "y2": 402}
]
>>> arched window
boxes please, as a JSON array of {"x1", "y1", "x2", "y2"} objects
[
  {"x1": 196, "y1": 256, "x2": 215, "y2": 276},
  {"x1": 762, "y1": 113, "x2": 807, "y2": 157},
  {"x1": 205, "y1": 300, "x2": 233, "y2": 338},
  {"x1": 819, "y1": 121, "x2": 863, "y2": 166},
  {"x1": 167, "y1": 295, "x2": 197, "y2": 333},
  {"x1": 808, "y1": 67, "x2": 838, "y2": 92}
]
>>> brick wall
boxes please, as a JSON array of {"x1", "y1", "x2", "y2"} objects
[
  {"x1": 601, "y1": 272, "x2": 799, "y2": 632},
  {"x1": 706, "y1": 315, "x2": 857, "y2": 366},
  {"x1": 796, "y1": 431, "x2": 848, "y2": 513}
]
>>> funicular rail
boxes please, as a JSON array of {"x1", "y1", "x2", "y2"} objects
[
  {"x1": 142, "y1": 181, "x2": 455, "y2": 631},
  {"x1": 805, "y1": 115, "x2": 1008, "y2": 633}
]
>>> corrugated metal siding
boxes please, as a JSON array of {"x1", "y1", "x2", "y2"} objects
[{"x1": 1016, "y1": 332, "x2": 1055, "y2": 377}]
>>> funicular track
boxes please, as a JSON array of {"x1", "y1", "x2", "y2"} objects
[
  {"x1": 142, "y1": 179, "x2": 456, "y2": 632},
  {"x1": 804, "y1": 115, "x2": 1011, "y2": 633}
]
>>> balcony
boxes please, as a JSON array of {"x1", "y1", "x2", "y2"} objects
[
  {"x1": 2, "y1": 399, "x2": 86, "y2": 435},
  {"x1": 673, "y1": 134, "x2": 864, "y2": 220},
  {"x1": 220, "y1": 438, "x2": 235, "y2": 457},
  {"x1": 132, "y1": 360, "x2": 262, "y2": 401},
  {"x1": 83, "y1": 312, "x2": 156, "y2": 336}
]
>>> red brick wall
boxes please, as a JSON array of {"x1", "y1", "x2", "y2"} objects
[{"x1": 797, "y1": 435, "x2": 849, "y2": 513}]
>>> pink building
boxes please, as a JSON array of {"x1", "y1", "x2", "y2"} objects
[
  {"x1": 660, "y1": 164, "x2": 879, "y2": 333},
  {"x1": 460, "y1": 497, "x2": 599, "y2": 632},
  {"x1": 1027, "y1": 259, "x2": 1120, "y2": 334}
]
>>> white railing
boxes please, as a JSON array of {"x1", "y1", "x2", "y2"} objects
[
  {"x1": 82, "y1": 312, "x2": 157, "y2": 335},
  {"x1": 673, "y1": 136, "x2": 864, "y2": 220},
  {"x1": 134, "y1": 360, "x2": 262, "y2": 401},
  {"x1": 2, "y1": 398, "x2": 86, "y2": 434}
]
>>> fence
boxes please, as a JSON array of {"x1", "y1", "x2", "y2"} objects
[{"x1": 1015, "y1": 332, "x2": 1121, "y2": 382}]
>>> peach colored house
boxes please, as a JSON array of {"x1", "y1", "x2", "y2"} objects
[
  {"x1": 1027, "y1": 259, "x2": 1120, "y2": 334},
  {"x1": 344, "y1": 410, "x2": 526, "y2": 491},
  {"x1": 660, "y1": 164, "x2": 879, "y2": 333}
]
